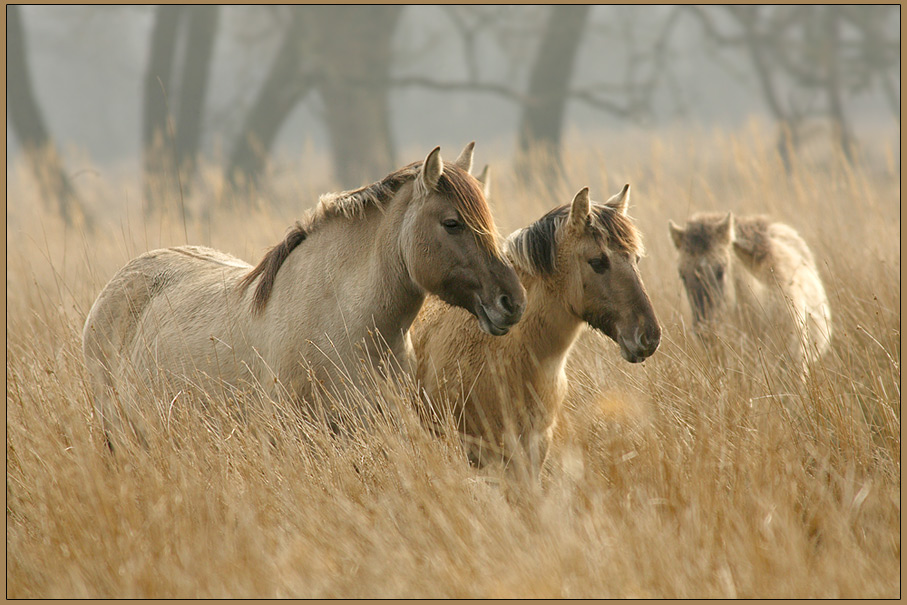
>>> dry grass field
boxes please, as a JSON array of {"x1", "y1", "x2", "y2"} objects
[{"x1": 6, "y1": 123, "x2": 900, "y2": 598}]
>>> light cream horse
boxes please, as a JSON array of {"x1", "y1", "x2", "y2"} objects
[
  {"x1": 668, "y1": 212, "x2": 832, "y2": 371},
  {"x1": 83, "y1": 144, "x2": 526, "y2": 442},
  {"x1": 411, "y1": 185, "x2": 660, "y2": 479}
]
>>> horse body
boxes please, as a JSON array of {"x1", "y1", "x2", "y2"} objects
[
  {"x1": 412, "y1": 271, "x2": 582, "y2": 476},
  {"x1": 412, "y1": 186, "x2": 660, "y2": 478},
  {"x1": 669, "y1": 212, "x2": 832, "y2": 369},
  {"x1": 84, "y1": 247, "x2": 257, "y2": 396},
  {"x1": 84, "y1": 144, "x2": 526, "y2": 439}
]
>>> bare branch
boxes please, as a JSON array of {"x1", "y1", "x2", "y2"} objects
[
  {"x1": 568, "y1": 90, "x2": 636, "y2": 119},
  {"x1": 380, "y1": 75, "x2": 529, "y2": 104}
]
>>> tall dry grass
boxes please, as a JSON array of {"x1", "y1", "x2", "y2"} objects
[{"x1": 6, "y1": 123, "x2": 900, "y2": 597}]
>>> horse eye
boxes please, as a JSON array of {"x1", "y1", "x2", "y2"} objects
[
  {"x1": 442, "y1": 219, "x2": 464, "y2": 234},
  {"x1": 715, "y1": 266, "x2": 725, "y2": 281},
  {"x1": 588, "y1": 255, "x2": 609, "y2": 274}
]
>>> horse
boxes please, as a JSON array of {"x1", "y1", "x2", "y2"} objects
[
  {"x1": 668, "y1": 212, "x2": 832, "y2": 371},
  {"x1": 410, "y1": 185, "x2": 660, "y2": 479},
  {"x1": 83, "y1": 143, "x2": 526, "y2": 441}
]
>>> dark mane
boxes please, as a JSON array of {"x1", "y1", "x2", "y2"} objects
[
  {"x1": 238, "y1": 222, "x2": 309, "y2": 313},
  {"x1": 682, "y1": 212, "x2": 730, "y2": 255},
  {"x1": 732, "y1": 215, "x2": 772, "y2": 262},
  {"x1": 507, "y1": 205, "x2": 568, "y2": 275},
  {"x1": 507, "y1": 203, "x2": 642, "y2": 275},
  {"x1": 239, "y1": 160, "x2": 499, "y2": 313}
]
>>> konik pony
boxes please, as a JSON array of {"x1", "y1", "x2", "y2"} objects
[
  {"x1": 412, "y1": 185, "x2": 660, "y2": 478},
  {"x1": 83, "y1": 144, "x2": 525, "y2": 441}
]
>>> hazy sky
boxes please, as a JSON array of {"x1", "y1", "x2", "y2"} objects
[{"x1": 9, "y1": 5, "x2": 897, "y2": 168}]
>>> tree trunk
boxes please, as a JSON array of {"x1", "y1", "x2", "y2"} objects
[
  {"x1": 732, "y1": 7, "x2": 801, "y2": 173},
  {"x1": 142, "y1": 5, "x2": 184, "y2": 210},
  {"x1": 175, "y1": 5, "x2": 219, "y2": 183},
  {"x1": 516, "y1": 5, "x2": 591, "y2": 181},
  {"x1": 226, "y1": 6, "x2": 403, "y2": 190},
  {"x1": 316, "y1": 6, "x2": 402, "y2": 187},
  {"x1": 822, "y1": 6, "x2": 855, "y2": 164},
  {"x1": 8, "y1": 5, "x2": 87, "y2": 227},
  {"x1": 226, "y1": 10, "x2": 312, "y2": 188}
]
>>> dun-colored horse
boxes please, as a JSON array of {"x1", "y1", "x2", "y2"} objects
[
  {"x1": 411, "y1": 185, "x2": 660, "y2": 479},
  {"x1": 669, "y1": 212, "x2": 832, "y2": 370},
  {"x1": 83, "y1": 144, "x2": 525, "y2": 440}
]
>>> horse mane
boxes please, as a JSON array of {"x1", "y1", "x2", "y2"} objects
[
  {"x1": 506, "y1": 203, "x2": 643, "y2": 275},
  {"x1": 240, "y1": 160, "x2": 498, "y2": 313},
  {"x1": 731, "y1": 215, "x2": 772, "y2": 262},
  {"x1": 238, "y1": 222, "x2": 309, "y2": 313}
]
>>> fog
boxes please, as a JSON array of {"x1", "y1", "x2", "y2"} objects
[{"x1": 8, "y1": 5, "x2": 899, "y2": 185}]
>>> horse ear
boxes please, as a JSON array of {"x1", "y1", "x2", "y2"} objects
[
  {"x1": 716, "y1": 211, "x2": 734, "y2": 244},
  {"x1": 605, "y1": 184, "x2": 630, "y2": 216},
  {"x1": 475, "y1": 164, "x2": 491, "y2": 199},
  {"x1": 454, "y1": 141, "x2": 475, "y2": 173},
  {"x1": 668, "y1": 220, "x2": 685, "y2": 249},
  {"x1": 420, "y1": 146, "x2": 444, "y2": 191},
  {"x1": 568, "y1": 187, "x2": 591, "y2": 230}
]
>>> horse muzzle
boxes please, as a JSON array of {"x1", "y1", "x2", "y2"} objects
[
  {"x1": 474, "y1": 291, "x2": 524, "y2": 336},
  {"x1": 618, "y1": 324, "x2": 661, "y2": 363}
]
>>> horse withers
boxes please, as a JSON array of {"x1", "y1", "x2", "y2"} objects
[{"x1": 83, "y1": 143, "x2": 525, "y2": 442}]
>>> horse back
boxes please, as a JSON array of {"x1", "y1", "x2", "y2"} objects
[{"x1": 83, "y1": 246, "x2": 255, "y2": 398}]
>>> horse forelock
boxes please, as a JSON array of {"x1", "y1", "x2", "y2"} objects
[
  {"x1": 506, "y1": 203, "x2": 643, "y2": 276},
  {"x1": 590, "y1": 204, "x2": 644, "y2": 256},
  {"x1": 435, "y1": 164, "x2": 500, "y2": 257}
]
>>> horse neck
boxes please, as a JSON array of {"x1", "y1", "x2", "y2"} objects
[
  {"x1": 275, "y1": 187, "x2": 424, "y2": 355},
  {"x1": 510, "y1": 269, "x2": 584, "y2": 369},
  {"x1": 362, "y1": 185, "x2": 426, "y2": 341}
]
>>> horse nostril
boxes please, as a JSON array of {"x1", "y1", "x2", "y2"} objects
[
  {"x1": 498, "y1": 294, "x2": 514, "y2": 315},
  {"x1": 637, "y1": 325, "x2": 660, "y2": 352},
  {"x1": 645, "y1": 329, "x2": 661, "y2": 352}
]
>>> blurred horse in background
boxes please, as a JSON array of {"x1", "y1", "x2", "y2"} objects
[{"x1": 669, "y1": 212, "x2": 832, "y2": 373}]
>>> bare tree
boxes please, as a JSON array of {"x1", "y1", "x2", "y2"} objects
[
  {"x1": 8, "y1": 5, "x2": 88, "y2": 228},
  {"x1": 687, "y1": 5, "x2": 899, "y2": 169},
  {"x1": 143, "y1": 5, "x2": 220, "y2": 209},
  {"x1": 175, "y1": 6, "x2": 220, "y2": 179},
  {"x1": 386, "y1": 6, "x2": 682, "y2": 179},
  {"x1": 226, "y1": 6, "x2": 402, "y2": 190},
  {"x1": 142, "y1": 5, "x2": 183, "y2": 207},
  {"x1": 515, "y1": 5, "x2": 591, "y2": 180},
  {"x1": 226, "y1": 9, "x2": 312, "y2": 187},
  {"x1": 316, "y1": 5, "x2": 402, "y2": 187}
]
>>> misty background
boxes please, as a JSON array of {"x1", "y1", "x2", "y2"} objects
[{"x1": 7, "y1": 5, "x2": 899, "y2": 226}]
